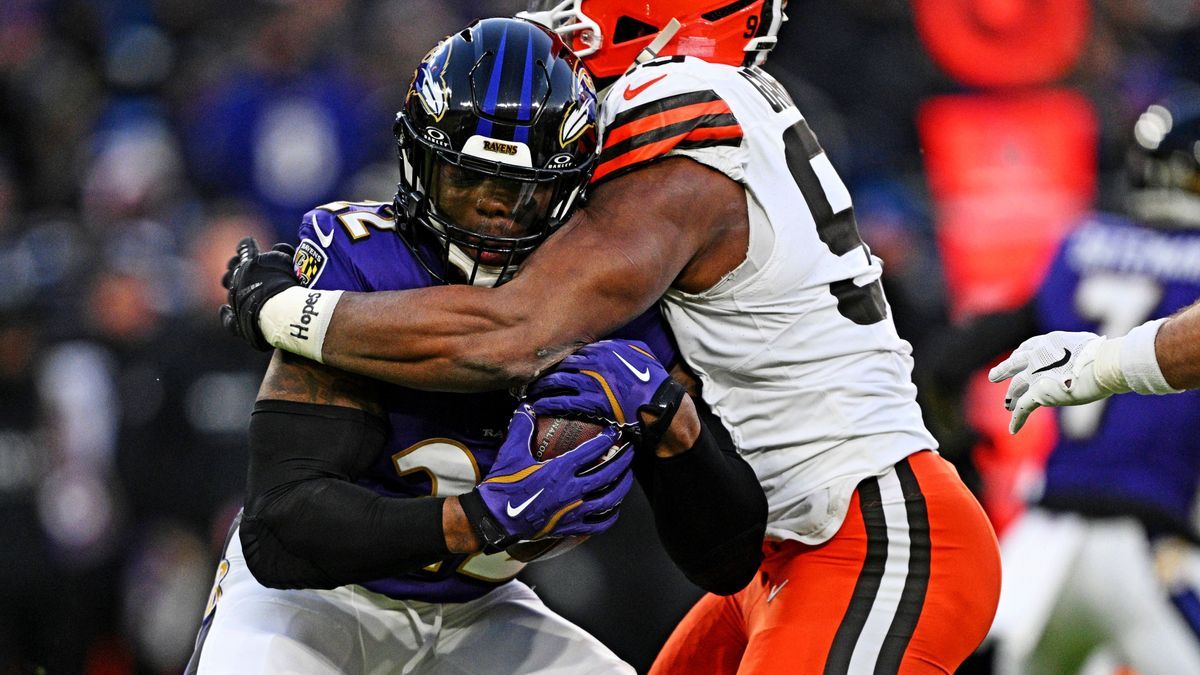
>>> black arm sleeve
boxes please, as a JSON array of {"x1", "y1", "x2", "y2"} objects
[
  {"x1": 240, "y1": 400, "x2": 450, "y2": 590},
  {"x1": 635, "y1": 400, "x2": 767, "y2": 596}
]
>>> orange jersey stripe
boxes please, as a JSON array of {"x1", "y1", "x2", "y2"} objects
[
  {"x1": 604, "y1": 99, "x2": 734, "y2": 148},
  {"x1": 593, "y1": 124, "x2": 743, "y2": 183}
]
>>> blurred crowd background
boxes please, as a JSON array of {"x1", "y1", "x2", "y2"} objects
[{"x1": 4, "y1": 0, "x2": 1200, "y2": 673}]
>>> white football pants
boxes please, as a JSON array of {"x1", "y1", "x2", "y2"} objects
[
  {"x1": 187, "y1": 526, "x2": 633, "y2": 675},
  {"x1": 988, "y1": 508, "x2": 1200, "y2": 675}
]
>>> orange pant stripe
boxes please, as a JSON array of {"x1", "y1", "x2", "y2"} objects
[{"x1": 650, "y1": 451, "x2": 1000, "y2": 675}]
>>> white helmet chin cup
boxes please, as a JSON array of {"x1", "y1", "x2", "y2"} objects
[{"x1": 447, "y1": 244, "x2": 509, "y2": 287}]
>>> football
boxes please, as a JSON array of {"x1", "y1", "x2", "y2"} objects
[
  {"x1": 532, "y1": 416, "x2": 608, "y2": 462},
  {"x1": 506, "y1": 416, "x2": 611, "y2": 563}
]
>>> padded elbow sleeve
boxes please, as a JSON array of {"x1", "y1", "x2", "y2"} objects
[
  {"x1": 242, "y1": 400, "x2": 448, "y2": 590},
  {"x1": 647, "y1": 423, "x2": 767, "y2": 595}
]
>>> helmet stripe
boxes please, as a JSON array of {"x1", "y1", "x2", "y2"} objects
[
  {"x1": 476, "y1": 23, "x2": 509, "y2": 138},
  {"x1": 515, "y1": 28, "x2": 535, "y2": 144}
]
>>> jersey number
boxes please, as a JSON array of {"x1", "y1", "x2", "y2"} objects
[
  {"x1": 743, "y1": 14, "x2": 759, "y2": 38},
  {"x1": 315, "y1": 201, "x2": 397, "y2": 240},
  {"x1": 392, "y1": 440, "x2": 525, "y2": 582},
  {"x1": 784, "y1": 120, "x2": 887, "y2": 326},
  {"x1": 739, "y1": 71, "x2": 888, "y2": 325},
  {"x1": 1064, "y1": 273, "x2": 1162, "y2": 439}
]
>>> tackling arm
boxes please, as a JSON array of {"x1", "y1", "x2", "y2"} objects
[
  {"x1": 637, "y1": 394, "x2": 768, "y2": 595},
  {"x1": 263, "y1": 158, "x2": 746, "y2": 391}
]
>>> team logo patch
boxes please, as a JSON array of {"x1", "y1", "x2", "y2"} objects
[
  {"x1": 293, "y1": 239, "x2": 328, "y2": 288},
  {"x1": 414, "y1": 42, "x2": 451, "y2": 121}
]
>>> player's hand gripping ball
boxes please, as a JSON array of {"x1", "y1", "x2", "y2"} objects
[
  {"x1": 505, "y1": 415, "x2": 622, "y2": 562},
  {"x1": 525, "y1": 339, "x2": 686, "y2": 451},
  {"x1": 458, "y1": 405, "x2": 631, "y2": 559}
]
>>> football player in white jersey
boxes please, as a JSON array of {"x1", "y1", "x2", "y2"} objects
[{"x1": 221, "y1": 1, "x2": 1001, "y2": 672}]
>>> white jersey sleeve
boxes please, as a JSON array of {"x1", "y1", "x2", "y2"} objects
[
  {"x1": 595, "y1": 57, "x2": 746, "y2": 184},
  {"x1": 599, "y1": 58, "x2": 937, "y2": 545}
]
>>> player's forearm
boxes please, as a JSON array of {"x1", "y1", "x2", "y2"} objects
[
  {"x1": 241, "y1": 480, "x2": 450, "y2": 589},
  {"x1": 318, "y1": 288, "x2": 559, "y2": 391},
  {"x1": 442, "y1": 496, "x2": 482, "y2": 553},
  {"x1": 1157, "y1": 301, "x2": 1200, "y2": 390},
  {"x1": 640, "y1": 423, "x2": 767, "y2": 595}
]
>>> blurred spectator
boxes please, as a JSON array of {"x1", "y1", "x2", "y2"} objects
[
  {"x1": 178, "y1": 1, "x2": 389, "y2": 240},
  {"x1": 0, "y1": 233, "x2": 124, "y2": 672},
  {"x1": 109, "y1": 209, "x2": 270, "y2": 671},
  {"x1": 0, "y1": 301, "x2": 98, "y2": 673},
  {"x1": 114, "y1": 209, "x2": 270, "y2": 542},
  {"x1": 81, "y1": 101, "x2": 191, "y2": 231}
]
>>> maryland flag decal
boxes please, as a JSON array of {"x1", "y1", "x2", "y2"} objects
[
  {"x1": 293, "y1": 240, "x2": 328, "y2": 288},
  {"x1": 593, "y1": 90, "x2": 743, "y2": 184}
]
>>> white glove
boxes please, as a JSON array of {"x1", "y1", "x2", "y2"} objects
[{"x1": 987, "y1": 331, "x2": 1128, "y2": 434}]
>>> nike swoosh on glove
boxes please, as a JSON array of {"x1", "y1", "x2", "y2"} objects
[
  {"x1": 988, "y1": 331, "x2": 1124, "y2": 434},
  {"x1": 457, "y1": 404, "x2": 634, "y2": 553},
  {"x1": 524, "y1": 339, "x2": 685, "y2": 450}
]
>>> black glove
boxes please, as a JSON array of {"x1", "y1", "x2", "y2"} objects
[{"x1": 219, "y1": 237, "x2": 299, "y2": 351}]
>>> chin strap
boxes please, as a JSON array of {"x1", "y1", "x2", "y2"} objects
[{"x1": 627, "y1": 18, "x2": 682, "y2": 72}]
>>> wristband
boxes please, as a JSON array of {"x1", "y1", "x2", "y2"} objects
[
  {"x1": 1092, "y1": 336, "x2": 1131, "y2": 395},
  {"x1": 1121, "y1": 318, "x2": 1182, "y2": 395},
  {"x1": 456, "y1": 489, "x2": 515, "y2": 554},
  {"x1": 638, "y1": 379, "x2": 686, "y2": 450},
  {"x1": 258, "y1": 286, "x2": 343, "y2": 363}
]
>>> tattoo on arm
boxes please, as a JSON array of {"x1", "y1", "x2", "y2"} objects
[{"x1": 257, "y1": 350, "x2": 385, "y2": 416}]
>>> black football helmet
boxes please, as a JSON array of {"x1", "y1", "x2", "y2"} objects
[
  {"x1": 1127, "y1": 87, "x2": 1200, "y2": 229},
  {"x1": 394, "y1": 17, "x2": 599, "y2": 286}
]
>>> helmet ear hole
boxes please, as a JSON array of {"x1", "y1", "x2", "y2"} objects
[{"x1": 613, "y1": 16, "x2": 659, "y2": 44}]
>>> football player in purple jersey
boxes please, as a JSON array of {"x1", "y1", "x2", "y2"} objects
[
  {"x1": 219, "y1": 1, "x2": 1001, "y2": 672},
  {"x1": 189, "y1": 18, "x2": 765, "y2": 674},
  {"x1": 932, "y1": 88, "x2": 1200, "y2": 674}
]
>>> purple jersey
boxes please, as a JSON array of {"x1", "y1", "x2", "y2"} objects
[
  {"x1": 293, "y1": 200, "x2": 678, "y2": 602},
  {"x1": 1034, "y1": 212, "x2": 1200, "y2": 531}
]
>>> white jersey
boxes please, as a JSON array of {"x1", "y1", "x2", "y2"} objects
[{"x1": 597, "y1": 57, "x2": 937, "y2": 544}]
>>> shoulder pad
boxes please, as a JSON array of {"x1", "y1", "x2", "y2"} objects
[
  {"x1": 293, "y1": 200, "x2": 403, "y2": 292},
  {"x1": 299, "y1": 201, "x2": 397, "y2": 250},
  {"x1": 596, "y1": 63, "x2": 742, "y2": 184}
]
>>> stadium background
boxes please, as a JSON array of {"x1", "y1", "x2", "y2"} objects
[{"x1": 2, "y1": 0, "x2": 1199, "y2": 672}]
